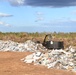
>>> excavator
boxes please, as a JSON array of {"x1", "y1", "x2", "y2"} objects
[{"x1": 42, "y1": 34, "x2": 64, "y2": 49}]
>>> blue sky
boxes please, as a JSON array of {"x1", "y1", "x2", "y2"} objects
[{"x1": 0, "y1": 0, "x2": 76, "y2": 32}]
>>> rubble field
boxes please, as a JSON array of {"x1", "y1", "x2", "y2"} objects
[
  {"x1": 0, "y1": 52, "x2": 76, "y2": 75},
  {"x1": 0, "y1": 40, "x2": 76, "y2": 75}
]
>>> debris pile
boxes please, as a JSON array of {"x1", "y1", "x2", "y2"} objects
[
  {"x1": 21, "y1": 47, "x2": 76, "y2": 72},
  {"x1": 0, "y1": 40, "x2": 47, "y2": 52},
  {"x1": 0, "y1": 40, "x2": 76, "y2": 72}
]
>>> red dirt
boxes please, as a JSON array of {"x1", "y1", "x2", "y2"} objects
[{"x1": 0, "y1": 52, "x2": 76, "y2": 75}]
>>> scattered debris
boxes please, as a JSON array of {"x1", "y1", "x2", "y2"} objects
[
  {"x1": 0, "y1": 40, "x2": 76, "y2": 72},
  {"x1": 0, "y1": 40, "x2": 47, "y2": 52},
  {"x1": 21, "y1": 48, "x2": 76, "y2": 72}
]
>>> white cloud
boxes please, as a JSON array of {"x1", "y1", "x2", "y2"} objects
[
  {"x1": 0, "y1": 21, "x2": 11, "y2": 27},
  {"x1": 0, "y1": 21, "x2": 4, "y2": 25},
  {"x1": 37, "y1": 12, "x2": 43, "y2": 15},
  {"x1": 7, "y1": 0, "x2": 25, "y2": 6},
  {"x1": 71, "y1": 10, "x2": 76, "y2": 14},
  {"x1": 0, "y1": 13, "x2": 13, "y2": 17},
  {"x1": 35, "y1": 11, "x2": 44, "y2": 22},
  {"x1": 0, "y1": 12, "x2": 13, "y2": 27}
]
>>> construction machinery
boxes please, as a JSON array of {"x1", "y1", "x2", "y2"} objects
[{"x1": 42, "y1": 34, "x2": 64, "y2": 49}]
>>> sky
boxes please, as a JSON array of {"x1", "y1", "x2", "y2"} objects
[{"x1": 0, "y1": 0, "x2": 76, "y2": 32}]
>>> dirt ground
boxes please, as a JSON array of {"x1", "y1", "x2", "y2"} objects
[{"x1": 0, "y1": 52, "x2": 76, "y2": 75}]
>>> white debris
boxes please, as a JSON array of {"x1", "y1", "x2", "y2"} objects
[
  {"x1": 0, "y1": 40, "x2": 76, "y2": 72},
  {"x1": 23, "y1": 54, "x2": 34, "y2": 63},
  {"x1": 22, "y1": 48, "x2": 76, "y2": 72},
  {"x1": 0, "y1": 40, "x2": 47, "y2": 52},
  {"x1": 21, "y1": 52, "x2": 43, "y2": 63}
]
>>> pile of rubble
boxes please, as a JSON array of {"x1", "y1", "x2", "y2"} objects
[
  {"x1": 0, "y1": 40, "x2": 47, "y2": 52},
  {"x1": 0, "y1": 40, "x2": 76, "y2": 72},
  {"x1": 21, "y1": 47, "x2": 76, "y2": 72}
]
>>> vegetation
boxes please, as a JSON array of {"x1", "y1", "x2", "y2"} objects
[{"x1": 0, "y1": 32, "x2": 76, "y2": 48}]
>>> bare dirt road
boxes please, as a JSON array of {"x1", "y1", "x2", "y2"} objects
[{"x1": 0, "y1": 52, "x2": 76, "y2": 75}]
